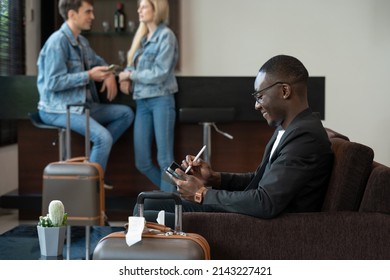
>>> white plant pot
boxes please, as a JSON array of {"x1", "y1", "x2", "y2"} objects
[{"x1": 37, "y1": 225, "x2": 66, "y2": 256}]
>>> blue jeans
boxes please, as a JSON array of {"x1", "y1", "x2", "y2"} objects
[
  {"x1": 39, "y1": 103, "x2": 134, "y2": 172},
  {"x1": 134, "y1": 95, "x2": 176, "y2": 192}
]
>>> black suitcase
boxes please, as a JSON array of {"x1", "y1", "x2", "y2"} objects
[
  {"x1": 42, "y1": 103, "x2": 105, "y2": 259},
  {"x1": 92, "y1": 192, "x2": 210, "y2": 260}
]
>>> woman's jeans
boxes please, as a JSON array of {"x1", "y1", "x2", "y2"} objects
[
  {"x1": 39, "y1": 103, "x2": 134, "y2": 172},
  {"x1": 134, "y1": 95, "x2": 176, "y2": 192}
]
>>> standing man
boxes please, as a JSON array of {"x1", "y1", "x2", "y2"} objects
[{"x1": 37, "y1": 0, "x2": 134, "y2": 189}]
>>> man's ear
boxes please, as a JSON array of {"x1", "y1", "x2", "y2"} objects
[
  {"x1": 68, "y1": 9, "x2": 77, "y2": 20},
  {"x1": 282, "y1": 84, "x2": 291, "y2": 99}
]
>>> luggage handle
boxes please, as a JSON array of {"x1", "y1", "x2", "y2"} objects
[
  {"x1": 66, "y1": 156, "x2": 88, "y2": 163},
  {"x1": 124, "y1": 221, "x2": 173, "y2": 233},
  {"x1": 66, "y1": 103, "x2": 91, "y2": 161},
  {"x1": 137, "y1": 191, "x2": 183, "y2": 234}
]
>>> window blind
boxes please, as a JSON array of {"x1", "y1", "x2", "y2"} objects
[
  {"x1": 0, "y1": 0, "x2": 25, "y2": 75},
  {"x1": 0, "y1": 0, "x2": 25, "y2": 146}
]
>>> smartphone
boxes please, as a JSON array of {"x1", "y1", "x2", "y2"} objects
[
  {"x1": 104, "y1": 64, "x2": 116, "y2": 72},
  {"x1": 166, "y1": 161, "x2": 185, "y2": 180}
]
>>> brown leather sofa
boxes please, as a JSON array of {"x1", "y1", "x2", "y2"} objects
[{"x1": 182, "y1": 129, "x2": 390, "y2": 259}]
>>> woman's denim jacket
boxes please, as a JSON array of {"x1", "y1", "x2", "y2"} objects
[
  {"x1": 37, "y1": 22, "x2": 106, "y2": 114},
  {"x1": 128, "y1": 23, "x2": 179, "y2": 100}
]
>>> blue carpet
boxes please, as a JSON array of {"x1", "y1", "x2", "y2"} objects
[{"x1": 0, "y1": 224, "x2": 124, "y2": 260}]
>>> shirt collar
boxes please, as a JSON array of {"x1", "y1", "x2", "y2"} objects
[
  {"x1": 60, "y1": 22, "x2": 80, "y2": 47},
  {"x1": 141, "y1": 22, "x2": 167, "y2": 45}
]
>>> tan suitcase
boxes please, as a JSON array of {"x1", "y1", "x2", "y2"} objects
[
  {"x1": 93, "y1": 192, "x2": 210, "y2": 260},
  {"x1": 42, "y1": 103, "x2": 105, "y2": 259}
]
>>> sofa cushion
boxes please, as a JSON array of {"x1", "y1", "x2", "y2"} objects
[
  {"x1": 359, "y1": 162, "x2": 390, "y2": 214},
  {"x1": 183, "y1": 211, "x2": 390, "y2": 259},
  {"x1": 321, "y1": 138, "x2": 374, "y2": 211}
]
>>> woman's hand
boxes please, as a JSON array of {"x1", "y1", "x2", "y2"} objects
[
  {"x1": 118, "y1": 71, "x2": 131, "y2": 82},
  {"x1": 118, "y1": 71, "x2": 132, "y2": 95},
  {"x1": 119, "y1": 80, "x2": 131, "y2": 95}
]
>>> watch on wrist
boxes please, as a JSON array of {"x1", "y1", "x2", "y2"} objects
[{"x1": 194, "y1": 186, "x2": 207, "y2": 203}]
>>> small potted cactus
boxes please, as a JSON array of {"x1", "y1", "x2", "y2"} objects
[{"x1": 37, "y1": 200, "x2": 68, "y2": 256}]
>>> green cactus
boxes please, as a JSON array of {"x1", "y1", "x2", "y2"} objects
[{"x1": 38, "y1": 200, "x2": 68, "y2": 227}]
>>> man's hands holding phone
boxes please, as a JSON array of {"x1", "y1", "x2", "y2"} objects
[
  {"x1": 166, "y1": 161, "x2": 205, "y2": 202},
  {"x1": 87, "y1": 66, "x2": 118, "y2": 101},
  {"x1": 166, "y1": 162, "x2": 185, "y2": 180},
  {"x1": 166, "y1": 155, "x2": 210, "y2": 183},
  {"x1": 165, "y1": 156, "x2": 221, "y2": 203},
  {"x1": 88, "y1": 65, "x2": 114, "y2": 81}
]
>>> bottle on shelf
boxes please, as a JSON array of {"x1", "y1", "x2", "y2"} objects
[{"x1": 114, "y1": 2, "x2": 125, "y2": 32}]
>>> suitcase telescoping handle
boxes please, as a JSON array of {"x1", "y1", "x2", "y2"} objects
[
  {"x1": 137, "y1": 191, "x2": 183, "y2": 234},
  {"x1": 66, "y1": 103, "x2": 91, "y2": 161}
]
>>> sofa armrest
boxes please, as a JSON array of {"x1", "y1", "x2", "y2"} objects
[
  {"x1": 360, "y1": 163, "x2": 390, "y2": 214},
  {"x1": 183, "y1": 211, "x2": 390, "y2": 260}
]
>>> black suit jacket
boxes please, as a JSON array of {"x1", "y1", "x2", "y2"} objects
[{"x1": 203, "y1": 108, "x2": 333, "y2": 218}]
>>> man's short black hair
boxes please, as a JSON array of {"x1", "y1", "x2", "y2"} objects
[{"x1": 259, "y1": 55, "x2": 309, "y2": 85}]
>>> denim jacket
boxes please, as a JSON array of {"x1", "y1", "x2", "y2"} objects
[
  {"x1": 128, "y1": 23, "x2": 179, "y2": 100},
  {"x1": 37, "y1": 22, "x2": 107, "y2": 114}
]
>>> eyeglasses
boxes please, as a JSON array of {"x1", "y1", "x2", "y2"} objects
[{"x1": 251, "y1": 81, "x2": 290, "y2": 103}]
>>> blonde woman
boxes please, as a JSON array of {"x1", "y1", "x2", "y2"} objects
[{"x1": 119, "y1": 0, "x2": 179, "y2": 192}]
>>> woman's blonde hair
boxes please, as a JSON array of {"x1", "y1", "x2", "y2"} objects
[{"x1": 127, "y1": 0, "x2": 170, "y2": 66}]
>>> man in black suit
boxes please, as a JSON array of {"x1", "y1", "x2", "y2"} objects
[{"x1": 138, "y1": 55, "x2": 333, "y2": 223}]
